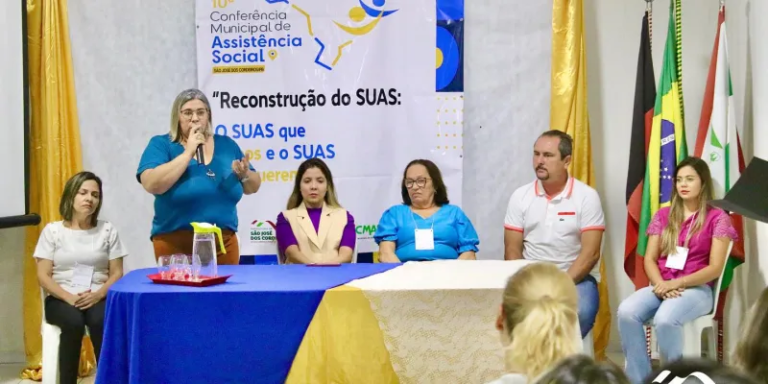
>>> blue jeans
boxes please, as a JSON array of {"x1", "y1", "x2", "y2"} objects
[
  {"x1": 617, "y1": 285, "x2": 713, "y2": 384},
  {"x1": 576, "y1": 275, "x2": 599, "y2": 338}
]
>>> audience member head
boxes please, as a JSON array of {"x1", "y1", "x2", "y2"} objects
[
  {"x1": 169, "y1": 88, "x2": 212, "y2": 142},
  {"x1": 534, "y1": 355, "x2": 630, "y2": 384},
  {"x1": 732, "y1": 286, "x2": 768, "y2": 383},
  {"x1": 59, "y1": 171, "x2": 103, "y2": 227},
  {"x1": 533, "y1": 130, "x2": 572, "y2": 183},
  {"x1": 287, "y1": 158, "x2": 340, "y2": 209},
  {"x1": 400, "y1": 159, "x2": 449, "y2": 208},
  {"x1": 660, "y1": 156, "x2": 714, "y2": 255},
  {"x1": 496, "y1": 262, "x2": 579, "y2": 379},
  {"x1": 645, "y1": 358, "x2": 759, "y2": 384}
]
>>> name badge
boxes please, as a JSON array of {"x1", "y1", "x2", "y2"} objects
[
  {"x1": 414, "y1": 228, "x2": 435, "y2": 250},
  {"x1": 665, "y1": 246, "x2": 689, "y2": 270},
  {"x1": 71, "y1": 263, "x2": 94, "y2": 289}
]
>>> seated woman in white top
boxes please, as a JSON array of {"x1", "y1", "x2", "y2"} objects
[
  {"x1": 34, "y1": 171, "x2": 128, "y2": 384},
  {"x1": 487, "y1": 262, "x2": 581, "y2": 384}
]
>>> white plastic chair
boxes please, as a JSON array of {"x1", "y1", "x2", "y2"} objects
[
  {"x1": 41, "y1": 290, "x2": 61, "y2": 384},
  {"x1": 646, "y1": 241, "x2": 733, "y2": 361},
  {"x1": 41, "y1": 289, "x2": 94, "y2": 384},
  {"x1": 351, "y1": 242, "x2": 358, "y2": 263},
  {"x1": 582, "y1": 329, "x2": 594, "y2": 357}
]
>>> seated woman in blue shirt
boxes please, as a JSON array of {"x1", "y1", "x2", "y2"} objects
[{"x1": 374, "y1": 159, "x2": 479, "y2": 262}]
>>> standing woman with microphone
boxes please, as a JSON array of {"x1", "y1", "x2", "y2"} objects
[{"x1": 137, "y1": 89, "x2": 261, "y2": 264}]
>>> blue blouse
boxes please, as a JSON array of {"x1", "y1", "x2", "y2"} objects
[
  {"x1": 136, "y1": 134, "x2": 255, "y2": 238},
  {"x1": 373, "y1": 204, "x2": 480, "y2": 262}
]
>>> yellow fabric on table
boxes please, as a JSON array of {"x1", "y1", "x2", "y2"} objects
[{"x1": 286, "y1": 285, "x2": 399, "y2": 384}]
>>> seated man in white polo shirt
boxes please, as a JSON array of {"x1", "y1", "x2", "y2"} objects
[{"x1": 503, "y1": 130, "x2": 605, "y2": 338}]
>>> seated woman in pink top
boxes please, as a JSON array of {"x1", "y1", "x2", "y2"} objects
[{"x1": 617, "y1": 157, "x2": 738, "y2": 384}]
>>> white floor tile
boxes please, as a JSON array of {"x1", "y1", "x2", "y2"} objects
[{"x1": 0, "y1": 363, "x2": 24, "y2": 384}]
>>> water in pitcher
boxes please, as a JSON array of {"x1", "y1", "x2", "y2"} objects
[
  {"x1": 191, "y1": 222, "x2": 226, "y2": 278},
  {"x1": 192, "y1": 232, "x2": 217, "y2": 278}
]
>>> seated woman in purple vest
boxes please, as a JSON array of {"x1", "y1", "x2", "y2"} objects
[{"x1": 275, "y1": 158, "x2": 356, "y2": 264}]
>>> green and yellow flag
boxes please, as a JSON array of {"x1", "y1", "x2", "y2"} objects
[{"x1": 636, "y1": 0, "x2": 688, "y2": 261}]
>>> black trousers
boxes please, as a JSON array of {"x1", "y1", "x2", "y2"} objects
[{"x1": 44, "y1": 295, "x2": 105, "y2": 384}]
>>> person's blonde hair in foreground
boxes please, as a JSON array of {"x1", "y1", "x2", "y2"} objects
[
  {"x1": 534, "y1": 355, "x2": 630, "y2": 384},
  {"x1": 732, "y1": 286, "x2": 768, "y2": 383},
  {"x1": 487, "y1": 262, "x2": 580, "y2": 384}
]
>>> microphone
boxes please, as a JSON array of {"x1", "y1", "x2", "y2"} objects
[
  {"x1": 196, "y1": 144, "x2": 204, "y2": 165},
  {"x1": 191, "y1": 124, "x2": 204, "y2": 165}
]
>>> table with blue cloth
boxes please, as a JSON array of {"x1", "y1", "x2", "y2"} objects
[{"x1": 96, "y1": 264, "x2": 398, "y2": 384}]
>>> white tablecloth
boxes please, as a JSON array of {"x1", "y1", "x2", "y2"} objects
[
  {"x1": 344, "y1": 260, "x2": 582, "y2": 384},
  {"x1": 349, "y1": 259, "x2": 540, "y2": 290}
]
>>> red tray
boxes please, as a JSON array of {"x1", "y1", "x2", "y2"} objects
[{"x1": 147, "y1": 273, "x2": 232, "y2": 287}]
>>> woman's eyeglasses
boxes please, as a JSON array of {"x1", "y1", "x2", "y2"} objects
[
  {"x1": 405, "y1": 178, "x2": 430, "y2": 189},
  {"x1": 180, "y1": 109, "x2": 208, "y2": 120}
]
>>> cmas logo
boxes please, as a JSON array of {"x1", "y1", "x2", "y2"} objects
[
  {"x1": 355, "y1": 224, "x2": 377, "y2": 240},
  {"x1": 250, "y1": 219, "x2": 276, "y2": 242}
]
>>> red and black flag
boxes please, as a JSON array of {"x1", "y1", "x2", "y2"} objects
[{"x1": 624, "y1": 11, "x2": 656, "y2": 290}]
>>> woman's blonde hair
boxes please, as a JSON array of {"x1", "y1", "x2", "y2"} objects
[
  {"x1": 501, "y1": 262, "x2": 579, "y2": 379},
  {"x1": 732, "y1": 287, "x2": 768, "y2": 382},
  {"x1": 169, "y1": 88, "x2": 213, "y2": 143},
  {"x1": 660, "y1": 157, "x2": 715, "y2": 256}
]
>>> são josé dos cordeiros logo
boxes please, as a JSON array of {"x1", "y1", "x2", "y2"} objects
[
  {"x1": 207, "y1": 0, "x2": 399, "y2": 73},
  {"x1": 250, "y1": 219, "x2": 276, "y2": 243},
  {"x1": 652, "y1": 370, "x2": 717, "y2": 384}
]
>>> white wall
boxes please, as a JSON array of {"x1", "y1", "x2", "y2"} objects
[
  {"x1": 0, "y1": 227, "x2": 26, "y2": 363},
  {"x1": 67, "y1": 0, "x2": 196, "y2": 273},
  {"x1": 586, "y1": 0, "x2": 768, "y2": 356},
  {"x1": 464, "y1": 1, "x2": 552, "y2": 259},
  {"x1": 0, "y1": 0, "x2": 27, "y2": 363},
  {"x1": 746, "y1": 0, "x2": 768, "y2": 316}
]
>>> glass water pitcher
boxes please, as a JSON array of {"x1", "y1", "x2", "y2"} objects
[{"x1": 190, "y1": 222, "x2": 226, "y2": 278}]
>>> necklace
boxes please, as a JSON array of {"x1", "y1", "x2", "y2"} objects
[{"x1": 180, "y1": 140, "x2": 215, "y2": 179}]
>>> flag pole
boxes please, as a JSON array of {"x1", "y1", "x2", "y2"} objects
[
  {"x1": 646, "y1": 0, "x2": 653, "y2": 50},
  {"x1": 674, "y1": 0, "x2": 685, "y2": 127}
]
